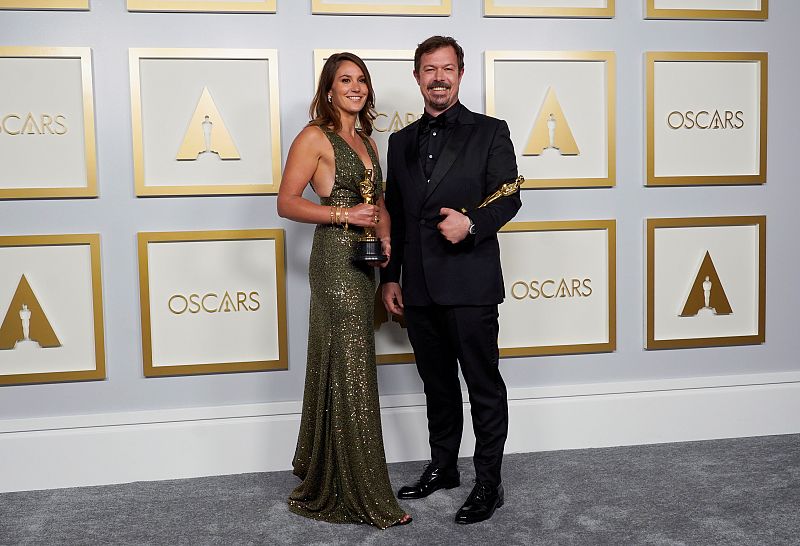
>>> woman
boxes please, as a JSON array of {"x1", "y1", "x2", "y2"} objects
[{"x1": 277, "y1": 52, "x2": 410, "y2": 529}]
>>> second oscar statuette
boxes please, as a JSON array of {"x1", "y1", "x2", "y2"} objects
[
  {"x1": 352, "y1": 168, "x2": 387, "y2": 264},
  {"x1": 460, "y1": 175, "x2": 525, "y2": 213}
]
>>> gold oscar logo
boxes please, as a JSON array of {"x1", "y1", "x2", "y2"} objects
[
  {"x1": 176, "y1": 87, "x2": 241, "y2": 160},
  {"x1": 0, "y1": 275, "x2": 61, "y2": 350},
  {"x1": 511, "y1": 278, "x2": 593, "y2": 300},
  {"x1": 524, "y1": 87, "x2": 579, "y2": 156},
  {"x1": 168, "y1": 290, "x2": 260, "y2": 315},
  {"x1": 374, "y1": 111, "x2": 420, "y2": 133},
  {"x1": 0, "y1": 113, "x2": 67, "y2": 136},
  {"x1": 680, "y1": 251, "x2": 732, "y2": 317},
  {"x1": 667, "y1": 110, "x2": 744, "y2": 130}
]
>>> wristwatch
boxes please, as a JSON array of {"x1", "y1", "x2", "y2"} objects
[{"x1": 467, "y1": 218, "x2": 476, "y2": 236}]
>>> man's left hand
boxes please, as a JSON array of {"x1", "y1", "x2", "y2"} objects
[{"x1": 438, "y1": 207, "x2": 471, "y2": 244}]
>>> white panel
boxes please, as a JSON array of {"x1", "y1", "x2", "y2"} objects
[
  {"x1": 494, "y1": 59, "x2": 608, "y2": 180},
  {"x1": 653, "y1": 225, "x2": 759, "y2": 340},
  {"x1": 374, "y1": 313, "x2": 414, "y2": 358},
  {"x1": 0, "y1": 245, "x2": 96, "y2": 374},
  {"x1": 492, "y1": 0, "x2": 606, "y2": 7},
  {"x1": 139, "y1": 58, "x2": 274, "y2": 186},
  {"x1": 0, "y1": 57, "x2": 86, "y2": 188},
  {"x1": 163, "y1": 0, "x2": 267, "y2": 3},
  {"x1": 499, "y1": 228, "x2": 609, "y2": 347},
  {"x1": 321, "y1": 0, "x2": 442, "y2": 5},
  {"x1": 147, "y1": 239, "x2": 280, "y2": 366},
  {"x1": 654, "y1": 61, "x2": 760, "y2": 178},
  {"x1": 654, "y1": 0, "x2": 761, "y2": 10}
]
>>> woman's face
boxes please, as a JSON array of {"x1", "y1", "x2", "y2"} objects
[{"x1": 328, "y1": 60, "x2": 369, "y2": 116}]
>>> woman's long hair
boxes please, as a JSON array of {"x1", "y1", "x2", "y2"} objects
[{"x1": 309, "y1": 52, "x2": 377, "y2": 136}]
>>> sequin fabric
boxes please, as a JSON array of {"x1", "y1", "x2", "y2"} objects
[{"x1": 288, "y1": 129, "x2": 406, "y2": 529}]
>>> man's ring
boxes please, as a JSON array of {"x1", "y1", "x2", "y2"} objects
[{"x1": 374, "y1": 215, "x2": 379, "y2": 223}]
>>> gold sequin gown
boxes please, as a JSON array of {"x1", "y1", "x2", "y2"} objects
[{"x1": 288, "y1": 130, "x2": 406, "y2": 529}]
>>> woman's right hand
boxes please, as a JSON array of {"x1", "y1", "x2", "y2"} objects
[{"x1": 346, "y1": 203, "x2": 379, "y2": 228}]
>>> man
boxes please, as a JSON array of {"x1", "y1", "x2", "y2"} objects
[{"x1": 380, "y1": 36, "x2": 521, "y2": 524}]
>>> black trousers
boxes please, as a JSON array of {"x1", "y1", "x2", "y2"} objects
[{"x1": 404, "y1": 304, "x2": 508, "y2": 487}]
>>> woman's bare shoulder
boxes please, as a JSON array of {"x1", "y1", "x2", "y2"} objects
[
  {"x1": 289, "y1": 124, "x2": 332, "y2": 156},
  {"x1": 296, "y1": 124, "x2": 328, "y2": 144}
]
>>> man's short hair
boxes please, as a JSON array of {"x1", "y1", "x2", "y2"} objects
[{"x1": 414, "y1": 35, "x2": 464, "y2": 73}]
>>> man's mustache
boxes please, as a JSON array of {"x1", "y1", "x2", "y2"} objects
[{"x1": 427, "y1": 81, "x2": 452, "y2": 90}]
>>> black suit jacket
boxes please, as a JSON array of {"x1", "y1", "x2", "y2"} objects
[{"x1": 380, "y1": 104, "x2": 521, "y2": 306}]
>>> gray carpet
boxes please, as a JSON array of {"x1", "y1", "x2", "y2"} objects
[{"x1": 1, "y1": 434, "x2": 798, "y2": 545}]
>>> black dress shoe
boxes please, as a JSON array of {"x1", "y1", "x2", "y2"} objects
[
  {"x1": 454, "y1": 482, "x2": 504, "y2": 524},
  {"x1": 397, "y1": 464, "x2": 460, "y2": 499}
]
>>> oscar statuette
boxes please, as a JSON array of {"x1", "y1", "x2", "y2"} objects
[
  {"x1": 352, "y1": 168, "x2": 388, "y2": 264},
  {"x1": 461, "y1": 175, "x2": 525, "y2": 213}
]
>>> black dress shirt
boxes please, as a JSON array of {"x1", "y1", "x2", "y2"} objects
[{"x1": 418, "y1": 101, "x2": 463, "y2": 180}]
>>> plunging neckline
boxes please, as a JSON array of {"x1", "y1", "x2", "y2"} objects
[{"x1": 332, "y1": 131, "x2": 374, "y2": 174}]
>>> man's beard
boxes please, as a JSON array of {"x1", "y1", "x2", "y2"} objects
[
  {"x1": 427, "y1": 97, "x2": 450, "y2": 111},
  {"x1": 426, "y1": 81, "x2": 453, "y2": 111}
]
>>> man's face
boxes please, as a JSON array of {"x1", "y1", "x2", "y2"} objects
[{"x1": 414, "y1": 46, "x2": 463, "y2": 114}]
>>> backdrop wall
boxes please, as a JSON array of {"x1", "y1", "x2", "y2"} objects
[{"x1": 1, "y1": 0, "x2": 799, "y2": 492}]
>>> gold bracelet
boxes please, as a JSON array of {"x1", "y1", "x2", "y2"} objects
[
  {"x1": 335, "y1": 206, "x2": 342, "y2": 225},
  {"x1": 329, "y1": 205, "x2": 335, "y2": 225},
  {"x1": 344, "y1": 208, "x2": 349, "y2": 231}
]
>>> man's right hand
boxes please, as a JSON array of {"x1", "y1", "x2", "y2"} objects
[{"x1": 381, "y1": 282, "x2": 404, "y2": 316}]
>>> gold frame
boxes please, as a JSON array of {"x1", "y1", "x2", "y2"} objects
[
  {"x1": 499, "y1": 220, "x2": 616, "y2": 357},
  {"x1": 314, "y1": 49, "x2": 417, "y2": 134},
  {"x1": 312, "y1": 0, "x2": 450, "y2": 15},
  {"x1": 485, "y1": 51, "x2": 616, "y2": 189},
  {"x1": 0, "y1": 0, "x2": 88, "y2": 9},
  {"x1": 129, "y1": 48, "x2": 282, "y2": 196},
  {"x1": 0, "y1": 47, "x2": 97, "y2": 199},
  {"x1": 377, "y1": 220, "x2": 616, "y2": 364},
  {"x1": 0, "y1": 234, "x2": 105, "y2": 386},
  {"x1": 138, "y1": 229, "x2": 288, "y2": 377},
  {"x1": 484, "y1": 0, "x2": 613, "y2": 17},
  {"x1": 646, "y1": 0, "x2": 767, "y2": 20},
  {"x1": 127, "y1": 0, "x2": 275, "y2": 12},
  {"x1": 646, "y1": 216, "x2": 766, "y2": 350},
  {"x1": 313, "y1": 49, "x2": 414, "y2": 90},
  {"x1": 646, "y1": 51, "x2": 768, "y2": 186},
  {"x1": 377, "y1": 351, "x2": 413, "y2": 366}
]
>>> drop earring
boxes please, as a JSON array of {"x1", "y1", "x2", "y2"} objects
[{"x1": 327, "y1": 94, "x2": 332, "y2": 103}]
